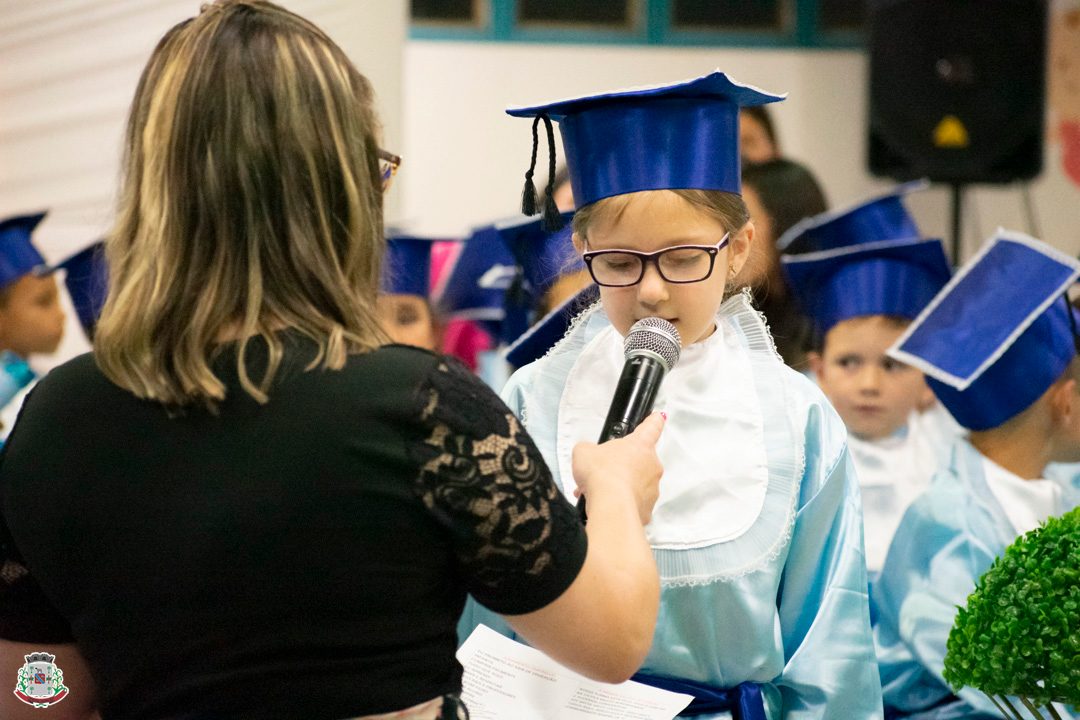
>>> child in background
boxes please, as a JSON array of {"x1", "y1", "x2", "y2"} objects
[
  {"x1": 739, "y1": 159, "x2": 828, "y2": 369},
  {"x1": 460, "y1": 70, "x2": 882, "y2": 719},
  {"x1": 496, "y1": 212, "x2": 590, "y2": 318},
  {"x1": 429, "y1": 239, "x2": 492, "y2": 373},
  {"x1": 739, "y1": 106, "x2": 780, "y2": 165},
  {"x1": 379, "y1": 235, "x2": 441, "y2": 351},
  {"x1": 874, "y1": 231, "x2": 1080, "y2": 719},
  {"x1": 777, "y1": 183, "x2": 966, "y2": 460},
  {"x1": 781, "y1": 225, "x2": 952, "y2": 577},
  {"x1": 437, "y1": 212, "x2": 589, "y2": 387},
  {"x1": 0, "y1": 212, "x2": 66, "y2": 439}
]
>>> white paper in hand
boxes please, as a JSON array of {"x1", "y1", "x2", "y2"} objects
[{"x1": 456, "y1": 624, "x2": 693, "y2": 720}]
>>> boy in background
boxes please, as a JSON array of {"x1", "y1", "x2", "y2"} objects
[
  {"x1": 782, "y1": 193, "x2": 954, "y2": 576},
  {"x1": 874, "y1": 231, "x2": 1080, "y2": 719}
]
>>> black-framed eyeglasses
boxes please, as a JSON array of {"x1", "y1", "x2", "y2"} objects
[
  {"x1": 378, "y1": 149, "x2": 401, "y2": 191},
  {"x1": 582, "y1": 234, "x2": 730, "y2": 287}
]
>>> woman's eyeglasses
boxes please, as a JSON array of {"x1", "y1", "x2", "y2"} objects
[
  {"x1": 582, "y1": 234, "x2": 730, "y2": 287},
  {"x1": 378, "y1": 149, "x2": 401, "y2": 192}
]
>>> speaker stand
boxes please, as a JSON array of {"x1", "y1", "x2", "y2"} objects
[{"x1": 949, "y1": 183, "x2": 965, "y2": 264}]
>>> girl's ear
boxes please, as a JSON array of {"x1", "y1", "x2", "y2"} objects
[
  {"x1": 571, "y1": 231, "x2": 585, "y2": 254},
  {"x1": 729, "y1": 221, "x2": 754, "y2": 277}
]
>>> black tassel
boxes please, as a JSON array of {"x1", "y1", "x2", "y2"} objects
[
  {"x1": 542, "y1": 193, "x2": 564, "y2": 232},
  {"x1": 521, "y1": 115, "x2": 542, "y2": 216},
  {"x1": 521, "y1": 178, "x2": 539, "y2": 216},
  {"x1": 539, "y1": 114, "x2": 565, "y2": 231}
]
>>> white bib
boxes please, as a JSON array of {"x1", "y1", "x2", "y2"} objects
[{"x1": 556, "y1": 321, "x2": 770, "y2": 549}]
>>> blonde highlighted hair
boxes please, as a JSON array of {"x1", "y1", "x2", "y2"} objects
[{"x1": 95, "y1": 0, "x2": 387, "y2": 409}]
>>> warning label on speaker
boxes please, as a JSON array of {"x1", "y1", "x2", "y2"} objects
[{"x1": 933, "y1": 116, "x2": 970, "y2": 149}]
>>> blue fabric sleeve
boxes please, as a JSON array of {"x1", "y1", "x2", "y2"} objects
[
  {"x1": 873, "y1": 481, "x2": 1005, "y2": 719},
  {"x1": 775, "y1": 403, "x2": 884, "y2": 719}
]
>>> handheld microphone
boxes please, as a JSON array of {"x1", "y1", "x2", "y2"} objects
[{"x1": 578, "y1": 317, "x2": 681, "y2": 522}]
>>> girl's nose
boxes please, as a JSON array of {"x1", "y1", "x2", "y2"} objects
[{"x1": 636, "y1": 262, "x2": 669, "y2": 306}]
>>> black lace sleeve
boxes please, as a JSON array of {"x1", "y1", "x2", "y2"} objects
[{"x1": 409, "y1": 358, "x2": 588, "y2": 615}]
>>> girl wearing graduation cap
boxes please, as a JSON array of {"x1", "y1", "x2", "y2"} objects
[
  {"x1": 379, "y1": 235, "x2": 442, "y2": 351},
  {"x1": 461, "y1": 71, "x2": 883, "y2": 719},
  {"x1": 0, "y1": 212, "x2": 67, "y2": 439},
  {"x1": 873, "y1": 231, "x2": 1080, "y2": 720}
]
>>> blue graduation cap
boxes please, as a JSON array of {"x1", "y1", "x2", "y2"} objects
[
  {"x1": 382, "y1": 235, "x2": 437, "y2": 297},
  {"x1": 504, "y1": 284, "x2": 600, "y2": 368},
  {"x1": 507, "y1": 71, "x2": 785, "y2": 228},
  {"x1": 776, "y1": 180, "x2": 927, "y2": 254},
  {"x1": 888, "y1": 230, "x2": 1080, "y2": 431},
  {"x1": 57, "y1": 242, "x2": 108, "y2": 340},
  {"x1": 782, "y1": 237, "x2": 952, "y2": 337},
  {"x1": 434, "y1": 222, "x2": 521, "y2": 340},
  {"x1": 0, "y1": 212, "x2": 49, "y2": 289},
  {"x1": 495, "y1": 211, "x2": 581, "y2": 300}
]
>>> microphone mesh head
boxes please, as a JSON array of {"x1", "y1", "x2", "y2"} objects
[{"x1": 624, "y1": 318, "x2": 681, "y2": 371}]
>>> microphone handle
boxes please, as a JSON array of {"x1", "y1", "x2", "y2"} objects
[{"x1": 577, "y1": 355, "x2": 666, "y2": 523}]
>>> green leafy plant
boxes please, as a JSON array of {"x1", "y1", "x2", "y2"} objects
[{"x1": 944, "y1": 506, "x2": 1080, "y2": 719}]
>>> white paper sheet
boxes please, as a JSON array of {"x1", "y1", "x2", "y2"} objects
[{"x1": 457, "y1": 624, "x2": 693, "y2": 720}]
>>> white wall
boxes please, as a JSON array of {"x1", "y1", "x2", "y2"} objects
[
  {"x1": 402, "y1": 40, "x2": 1080, "y2": 259},
  {"x1": 0, "y1": 0, "x2": 407, "y2": 367}
]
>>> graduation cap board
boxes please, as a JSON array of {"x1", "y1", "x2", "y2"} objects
[
  {"x1": 0, "y1": 212, "x2": 50, "y2": 290},
  {"x1": 888, "y1": 230, "x2": 1080, "y2": 431},
  {"x1": 776, "y1": 180, "x2": 928, "y2": 255},
  {"x1": 382, "y1": 235, "x2": 438, "y2": 297},
  {"x1": 507, "y1": 71, "x2": 785, "y2": 229},
  {"x1": 782, "y1": 237, "x2": 952, "y2": 337},
  {"x1": 56, "y1": 242, "x2": 108, "y2": 339}
]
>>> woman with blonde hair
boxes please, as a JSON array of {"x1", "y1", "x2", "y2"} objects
[{"x1": 0, "y1": 3, "x2": 665, "y2": 719}]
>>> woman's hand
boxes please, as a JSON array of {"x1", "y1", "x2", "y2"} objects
[
  {"x1": 504, "y1": 412, "x2": 666, "y2": 683},
  {"x1": 572, "y1": 411, "x2": 666, "y2": 525}
]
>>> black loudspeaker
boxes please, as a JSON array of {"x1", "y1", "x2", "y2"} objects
[{"x1": 868, "y1": 0, "x2": 1047, "y2": 184}]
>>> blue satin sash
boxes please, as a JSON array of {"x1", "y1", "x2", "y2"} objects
[{"x1": 632, "y1": 672, "x2": 766, "y2": 719}]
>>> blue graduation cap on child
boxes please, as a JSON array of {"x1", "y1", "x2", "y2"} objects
[
  {"x1": 504, "y1": 283, "x2": 600, "y2": 369},
  {"x1": 889, "y1": 230, "x2": 1080, "y2": 431},
  {"x1": 436, "y1": 213, "x2": 580, "y2": 345},
  {"x1": 783, "y1": 237, "x2": 952, "y2": 338},
  {"x1": 507, "y1": 71, "x2": 784, "y2": 228},
  {"x1": 382, "y1": 235, "x2": 437, "y2": 297},
  {"x1": 776, "y1": 180, "x2": 927, "y2": 255},
  {"x1": 0, "y1": 212, "x2": 50, "y2": 290},
  {"x1": 496, "y1": 211, "x2": 581, "y2": 303},
  {"x1": 434, "y1": 222, "x2": 520, "y2": 342},
  {"x1": 56, "y1": 242, "x2": 108, "y2": 340}
]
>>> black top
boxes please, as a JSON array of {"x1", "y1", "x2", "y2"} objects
[{"x1": 0, "y1": 336, "x2": 587, "y2": 720}]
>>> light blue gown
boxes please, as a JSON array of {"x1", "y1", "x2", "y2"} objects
[
  {"x1": 459, "y1": 292, "x2": 882, "y2": 720},
  {"x1": 873, "y1": 440, "x2": 1079, "y2": 719}
]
